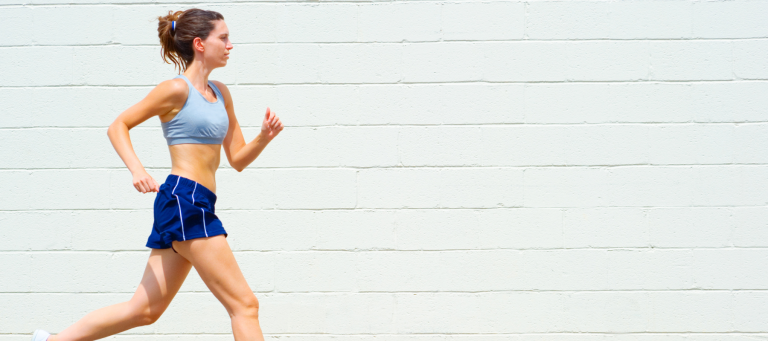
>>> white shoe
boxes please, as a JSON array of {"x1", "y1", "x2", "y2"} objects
[{"x1": 31, "y1": 329, "x2": 50, "y2": 341}]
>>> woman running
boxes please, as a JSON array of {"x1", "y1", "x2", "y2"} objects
[{"x1": 32, "y1": 8, "x2": 282, "y2": 341}]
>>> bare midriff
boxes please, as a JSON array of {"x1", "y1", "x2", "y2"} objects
[{"x1": 168, "y1": 143, "x2": 221, "y2": 194}]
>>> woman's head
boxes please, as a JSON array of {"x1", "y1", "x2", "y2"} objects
[{"x1": 158, "y1": 8, "x2": 232, "y2": 73}]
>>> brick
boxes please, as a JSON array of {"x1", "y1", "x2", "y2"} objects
[
  {"x1": 608, "y1": 166, "x2": 698, "y2": 207},
  {"x1": 318, "y1": 44, "x2": 403, "y2": 83},
  {"x1": 607, "y1": 166, "x2": 768, "y2": 207},
  {"x1": 394, "y1": 209, "x2": 481, "y2": 250},
  {"x1": 567, "y1": 41, "x2": 649, "y2": 81},
  {"x1": 0, "y1": 128, "x2": 166, "y2": 169},
  {"x1": 648, "y1": 124, "x2": 736, "y2": 165},
  {"x1": 732, "y1": 207, "x2": 768, "y2": 247},
  {"x1": 478, "y1": 208, "x2": 564, "y2": 249},
  {"x1": 403, "y1": 42, "x2": 483, "y2": 82},
  {"x1": 0, "y1": 47, "x2": 75, "y2": 86},
  {"x1": 647, "y1": 291, "x2": 733, "y2": 332},
  {"x1": 520, "y1": 249, "x2": 610, "y2": 291},
  {"x1": 218, "y1": 168, "x2": 357, "y2": 210},
  {"x1": 525, "y1": 83, "x2": 694, "y2": 123},
  {"x1": 690, "y1": 82, "x2": 768, "y2": 122},
  {"x1": 480, "y1": 126, "x2": 569, "y2": 166},
  {"x1": 262, "y1": 293, "x2": 395, "y2": 334},
  {"x1": 275, "y1": 4, "x2": 357, "y2": 43},
  {"x1": 394, "y1": 291, "x2": 743, "y2": 333},
  {"x1": 2, "y1": 291, "x2": 762, "y2": 334},
  {"x1": 733, "y1": 291, "x2": 768, "y2": 331},
  {"x1": 357, "y1": 168, "x2": 442, "y2": 209},
  {"x1": 734, "y1": 124, "x2": 768, "y2": 163},
  {"x1": 691, "y1": 166, "x2": 768, "y2": 206},
  {"x1": 215, "y1": 3, "x2": 278, "y2": 44},
  {"x1": 0, "y1": 170, "x2": 111, "y2": 210},
  {"x1": 0, "y1": 86, "x2": 150, "y2": 128},
  {"x1": 399, "y1": 125, "x2": 650, "y2": 167},
  {"x1": 605, "y1": 249, "x2": 695, "y2": 290},
  {"x1": 562, "y1": 124, "x2": 650, "y2": 165},
  {"x1": 357, "y1": 83, "x2": 525, "y2": 125},
  {"x1": 441, "y1": 167, "x2": 524, "y2": 208},
  {"x1": 524, "y1": 167, "x2": 609, "y2": 207},
  {"x1": 72, "y1": 46, "x2": 170, "y2": 85},
  {"x1": 563, "y1": 208, "x2": 649, "y2": 248},
  {"x1": 0, "y1": 253, "x2": 32, "y2": 292},
  {"x1": 0, "y1": 211, "x2": 74, "y2": 251},
  {"x1": 482, "y1": 42, "x2": 568, "y2": 82},
  {"x1": 692, "y1": 249, "x2": 768, "y2": 289},
  {"x1": 357, "y1": 250, "x2": 521, "y2": 291},
  {"x1": 693, "y1": 0, "x2": 768, "y2": 38},
  {"x1": 229, "y1": 44, "x2": 320, "y2": 84},
  {"x1": 31, "y1": 6, "x2": 112, "y2": 45},
  {"x1": 111, "y1": 5, "x2": 188, "y2": 45},
  {"x1": 648, "y1": 208, "x2": 733, "y2": 248},
  {"x1": 359, "y1": 2, "x2": 441, "y2": 42},
  {"x1": 526, "y1": 2, "x2": 610, "y2": 39},
  {"x1": 358, "y1": 168, "x2": 523, "y2": 209},
  {"x1": 650, "y1": 41, "x2": 733, "y2": 81},
  {"x1": 274, "y1": 252, "x2": 356, "y2": 292},
  {"x1": 0, "y1": 7, "x2": 34, "y2": 46},
  {"x1": 250, "y1": 126, "x2": 399, "y2": 168},
  {"x1": 609, "y1": 1, "x2": 692, "y2": 39},
  {"x1": 734, "y1": 40, "x2": 768, "y2": 80},
  {"x1": 524, "y1": 83, "x2": 614, "y2": 124},
  {"x1": 441, "y1": 2, "x2": 524, "y2": 41},
  {"x1": 312, "y1": 210, "x2": 396, "y2": 251},
  {"x1": 398, "y1": 126, "x2": 484, "y2": 166}
]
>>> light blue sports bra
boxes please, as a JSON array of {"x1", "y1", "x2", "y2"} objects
[{"x1": 161, "y1": 74, "x2": 229, "y2": 145}]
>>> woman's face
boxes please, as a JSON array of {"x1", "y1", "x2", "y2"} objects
[{"x1": 197, "y1": 19, "x2": 233, "y2": 68}]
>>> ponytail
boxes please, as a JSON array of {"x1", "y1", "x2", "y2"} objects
[{"x1": 157, "y1": 9, "x2": 224, "y2": 74}]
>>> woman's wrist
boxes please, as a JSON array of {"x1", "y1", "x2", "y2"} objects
[{"x1": 257, "y1": 131, "x2": 273, "y2": 144}]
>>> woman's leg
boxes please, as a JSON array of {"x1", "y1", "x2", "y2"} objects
[
  {"x1": 171, "y1": 235, "x2": 264, "y2": 341},
  {"x1": 48, "y1": 248, "x2": 192, "y2": 341}
]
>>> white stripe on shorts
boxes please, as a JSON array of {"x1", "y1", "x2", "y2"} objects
[
  {"x1": 171, "y1": 176, "x2": 186, "y2": 241},
  {"x1": 202, "y1": 208, "x2": 208, "y2": 237},
  {"x1": 191, "y1": 183, "x2": 208, "y2": 237}
]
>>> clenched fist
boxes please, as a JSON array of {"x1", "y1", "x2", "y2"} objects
[{"x1": 261, "y1": 107, "x2": 284, "y2": 141}]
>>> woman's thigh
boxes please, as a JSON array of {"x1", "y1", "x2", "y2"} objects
[
  {"x1": 130, "y1": 247, "x2": 193, "y2": 321},
  {"x1": 171, "y1": 235, "x2": 258, "y2": 316}
]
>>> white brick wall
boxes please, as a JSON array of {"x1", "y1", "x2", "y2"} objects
[{"x1": 1, "y1": 0, "x2": 766, "y2": 340}]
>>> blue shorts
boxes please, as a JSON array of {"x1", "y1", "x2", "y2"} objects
[{"x1": 146, "y1": 174, "x2": 228, "y2": 253}]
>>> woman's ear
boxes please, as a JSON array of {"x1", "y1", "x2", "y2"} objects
[{"x1": 193, "y1": 36, "x2": 205, "y2": 52}]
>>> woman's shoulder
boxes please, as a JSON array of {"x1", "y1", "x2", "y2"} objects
[
  {"x1": 145, "y1": 78, "x2": 188, "y2": 111},
  {"x1": 156, "y1": 77, "x2": 189, "y2": 103}
]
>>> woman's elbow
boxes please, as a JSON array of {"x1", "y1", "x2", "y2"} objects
[
  {"x1": 107, "y1": 121, "x2": 124, "y2": 136},
  {"x1": 106, "y1": 122, "x2": 117, "y2": 138}
]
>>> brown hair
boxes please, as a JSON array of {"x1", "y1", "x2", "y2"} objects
[{"x1": 158, "y1": 8, "x2": 225, "y2": 73}]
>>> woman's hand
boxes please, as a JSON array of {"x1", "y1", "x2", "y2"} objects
[
  {"x1": 133, "y1": 171, "x2": 160, "y2": 194},
  {"x1": 261, "y1": 107, "x2": 284, "y2": 141}
]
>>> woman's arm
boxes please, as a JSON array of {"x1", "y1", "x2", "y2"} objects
[
  {"x1": 214, "y1": 81, "x2": 283, "y2": 172},
  {"x1": 107, "y1": 79, "x2": 186, "y2": 193}
]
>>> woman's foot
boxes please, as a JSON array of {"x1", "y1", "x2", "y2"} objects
[{"x1": 31, "y1": 329, "x2": 50, "y2": 341}]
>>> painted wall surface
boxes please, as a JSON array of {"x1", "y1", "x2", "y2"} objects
[{"x1": 1, "y1": 0, "x2": 767, "y2": 340}]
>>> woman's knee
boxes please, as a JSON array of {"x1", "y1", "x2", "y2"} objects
[
  {"x1": 230, "y1": 294, "x2": 260, "y2": 319},
  {"x1": 129, "y1": 301, "x2": 165, "y2": 326}
]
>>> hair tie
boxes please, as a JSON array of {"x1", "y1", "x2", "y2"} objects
[{"x1": 172, "y1": 21, "x2": 176, "y2": 32}]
